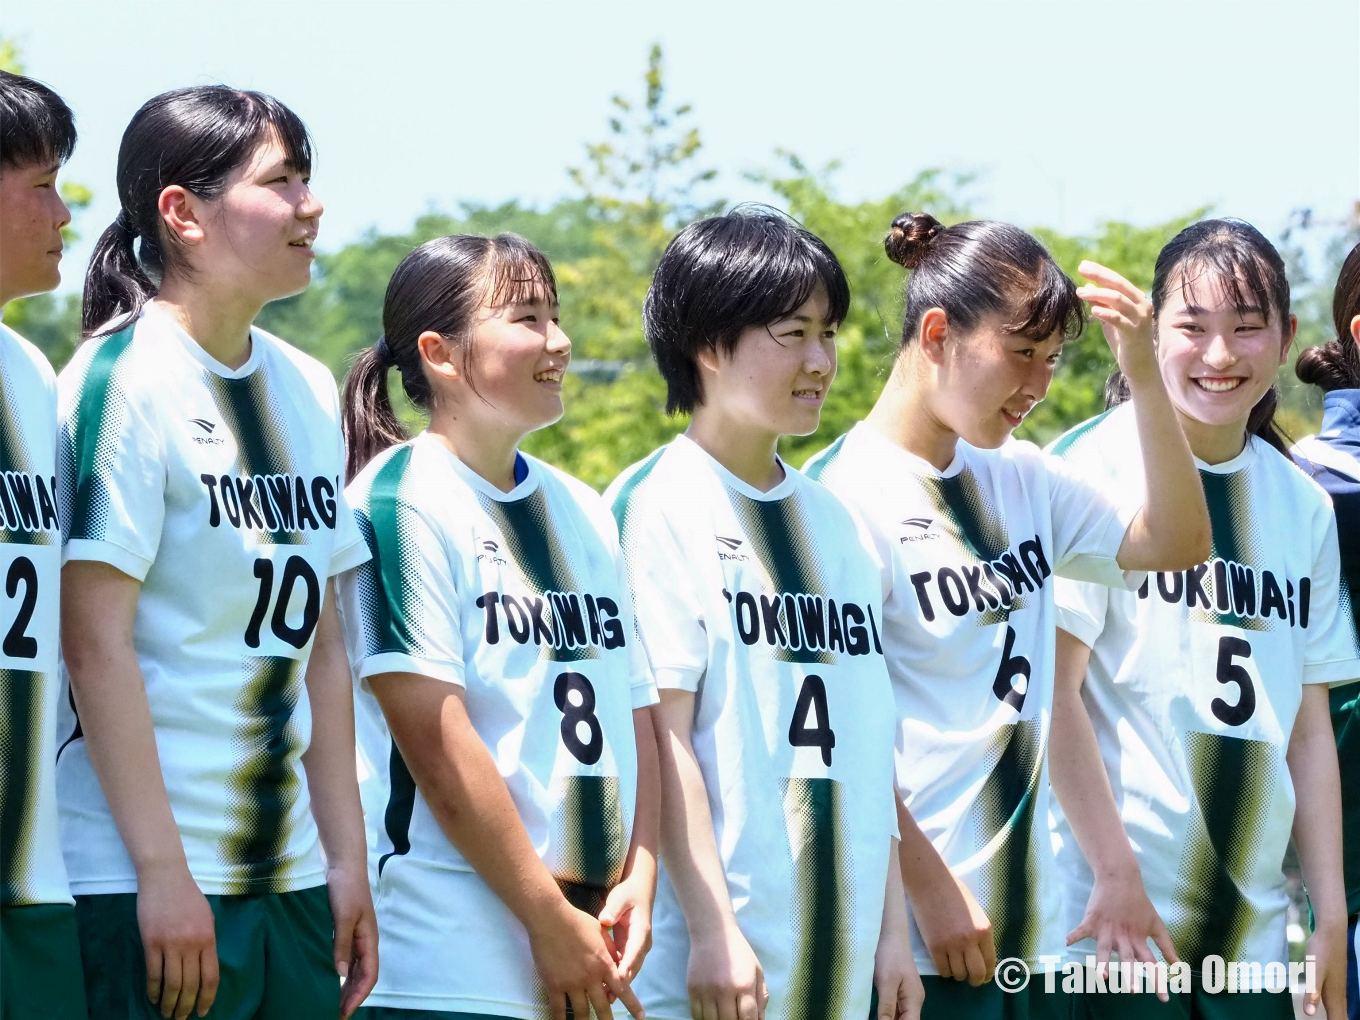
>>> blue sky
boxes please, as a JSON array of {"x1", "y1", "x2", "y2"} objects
[{"x1": 8, "y1": 0, "x2": 1358, "y2": 291}]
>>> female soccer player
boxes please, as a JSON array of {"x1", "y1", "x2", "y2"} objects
[
  {"x1": 608, "y1": 207, "x2": 920, "y2": 1020},
  {"x1": 0, "y1": 69, "x2": 87, "y2": 1020},
  {"x1": 59, "y1": 87, "x2": 377, "y2": 1020},
  {"x1": 1049, "y1": 220, "x2": 1359, "y2": 1020},
  {"x1": 338, "y1": 233, "x2": 659, "y2": 1020},
  {"x1": 805, "y1": 212, "x2": 1211, "y2": 1020},
  {"x1": 1292, "y1": 239, "x2": 1360, "y2": 1020}
]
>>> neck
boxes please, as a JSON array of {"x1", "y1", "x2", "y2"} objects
[
  {"x1": 1177, "y1": 407, "x2": 1249, "y2": 465},
  {"x1": 686, "y1": 405, "x2": 784, "y2": 492},
  {"x1": 428, "y1": 403, "x2": 524, "y2": 493},
  {"x1": 154, "y1": 275, "x2": 263, "y2": 370},
  {"x1": 866, "y1": 358, "x2": 959, "y2": 471}
]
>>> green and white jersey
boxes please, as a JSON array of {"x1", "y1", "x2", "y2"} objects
[
  {"x1": 339, "y1": 435, "x2": 656, "y2": 1019},
  {"x1": 55, "y1": 304, "x2": 369, "y2": 896},
  {"x1": 1050, "y1": 403, "x2": 1360, "y2": 969},
  {"x1": 0, "y1": 323, "x2": 69, "y2": 907},
  {"x1": 805, "y1": 421, "x2": 1138, "y2": 972},
  {"x1": 608, "y1": 435, "x2": 897, "y2": 1020}
]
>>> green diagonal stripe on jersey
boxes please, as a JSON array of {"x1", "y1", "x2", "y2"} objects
[
  {"x1": 969, "y1": 718, "x2": 1043, "y2": 962},
  {"x1": 355, "y1": 447, "x2": 424, "y2": 658},
  {"x1": 554, "y1": 775, "x2": 626, "y2": 918},
  {"x1": 0, "y1": 669, "x2": 42, "y2": 903},
  {"x1": 782, "y1": 778, "x2": 854, "y2": 1020},
  {"x1": 1168, "y1": 731, "x2": 1276, "y2": 966},
  {"x1": 219, "y1": 655, "x2": 304, "y2": 894},
  {"x1": 729, "y1": 491, "x2": 833, "y2": 665},
  {"x1": 69, "y1": 324, "x2": 137, "y2": 542},
  {"x1": 801, "y1": 433, "x2": 847, "y2": 483},
  {"x1": 206, "y1": 372, "x2": 302, "y2": 545},
  {"x1": 478, "y1": 487, "x2": 594, "y2": 664},
  {"x1": 609, "y1": 447, "x2": 666, "y2": 541},
  {"x1": 1049, "y1": 407, "x2": 1116, "y2": 458},
  {"x1": 1199, "y1": 469, "x2": 1266, "y2": 630},
  {"x1": 923, "y1": 467, "x2": 1016, "y2": 623}
]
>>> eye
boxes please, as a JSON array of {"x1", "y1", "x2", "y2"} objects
[
  {"x1": 516, "y1": 314, "x2": 538, "y2": 324},
  {"x1": 1016, "y1": 347, "x2": 1035, "y2": 359},
  {"x1": 1176, "y1": 321, "x2": 1203, "y2": 334},
  {"x1": 1047, "y1": 351, "x2": 1062, "y2": 365}
]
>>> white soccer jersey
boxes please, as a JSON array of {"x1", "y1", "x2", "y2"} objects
[
  {"x1": 608, "y1": 435, "x2": 897, "y2": 1020},
  {"x1": 805, "y1": 421, "x2": 1138, "y2": 972},
  {"x1": 56, "y1": 304, "x2": 368, "y2": 896},
  {"x1": 0, "y1": 323, "x2": 70, "y2": 907},
  {"x1": 339, "y1": 435, "x2": 656, "y2": 1019},
  {"x1": 1050, "y1": 403, "x2": 1360, "y2": 969}
]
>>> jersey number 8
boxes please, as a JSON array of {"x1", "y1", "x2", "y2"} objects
[{"x1": 555, "y1": 671, "x2": 603, "y2": 765}]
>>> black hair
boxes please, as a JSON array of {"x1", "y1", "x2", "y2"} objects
[
  {"x1": 81, "y1": 85, "x2": 312, "y2": 338},
  {"x1": 1296, "y1": 240, "x2": 1360, "y2": 392},
  {"x1": 885, "y1": 212, "x2": 1085, "y2": 347},
  {"x1": 341, "y1": 233, "x2": 558, "y2": 481},
  {"x1": 644, "y1": 205, "x2": 851, "y2": 415},
  {"x1": 0, "y1": 70, "x2": 76, "y2": 171},
  {"x1": 1105, "y1": 218, "x2": 1292, "y2": 454}
]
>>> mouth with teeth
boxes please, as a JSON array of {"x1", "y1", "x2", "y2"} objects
[
  {"x1": 1193, "y1": 377, "x2": 1245, "y2": 393},
  {"x1": 793, "y1": 387, "x2": 823, "y2": 403},
  {"x1": 288, "y1": 237, "x2": 314, "y2": 253},
  {"x1": 534, "y1": 368, "x2": 564, "y2": 387}
]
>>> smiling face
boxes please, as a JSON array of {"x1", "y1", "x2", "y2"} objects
[
  {"x1": 699, "y1": 287, "x2": 839, "y2": 440},
  {"x1": 926, "y1": 309, "x2": 1064, "y2": 449},
  {"x1": 0, "y1": 158, "x2": 72, "y2": 304},
  {"x1": 1155, "y1": 266, "x2": 1292, "y2": 435}
]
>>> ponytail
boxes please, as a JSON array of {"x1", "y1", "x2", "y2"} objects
[
  {"x1": 340, "y1": 233, "x2": 557, "y2": 481},
  {"x1": 81, "y1": 212, "x2": 157, "y2": 336},
  {"x1": 1295, "y1": 241, "x2": 1360, "y2": 393}
]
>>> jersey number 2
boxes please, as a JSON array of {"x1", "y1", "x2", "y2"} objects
[
  {"x1": 789, "y1": 674, "x2": 836, "y2": 766},
  {"x1": 246, "y1": 556, "x2": 321, "y2": 650},
  {"x1": 3, "y1": 556, "x2": 39, "y2": 659},
  {"x1": 1212, "y1": 636, "x2": 1256, "y2": 726}
]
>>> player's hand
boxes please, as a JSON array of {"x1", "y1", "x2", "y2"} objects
[
  {"x1": 1076, "y1": 261, "x2": 1157, "y2": 388},
  {"x1": 687, "y1": 920, "x2": 768, "y2": 1020},
  {"x1": 135, "y1": 862, "x2": 219, "y2": 1019},
  {"x1": 327, "y1": 858, "x2": 380, "y2": 1018},
  {"x1": 600, "y1": 869, "x2": 656, "y2": 982},
  {"x1": 528, "y1": 897, "x2": 644, "y2": 1020},
  {"x1": 1067, "y1": 868, "x2": 1178, "y2": 1002},
  {"x1": 1302, "y1": 919, "x2": 1347, "y2": 1017},
  {"x1": 874, "y1": 923, "x2": 924, "y2": 1020},
  {"x1": 907, "y1": 869, "x2": 995, "y2": 985}
]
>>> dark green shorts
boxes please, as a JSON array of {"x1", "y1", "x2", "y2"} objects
[
  {"x1": 354, "y1": 1010, "x2": 516, "y2": 1019},
  {"x1": 1069, "y1": 983, "x2": 1292, "y2": 1020},
  {"x1": 75, "y1": 884, "x2": 339, "y2": 1020},
  {"x1": 1, "y1": 902, "x2": 88, "y2": 1020},
  {"x1": 918, "y1": 973, "x2": 1069, "y2": 1020}
]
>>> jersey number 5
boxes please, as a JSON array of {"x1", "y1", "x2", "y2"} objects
[
  {"x1": 3, "y1": 556, "x2": 39, "y2": 659},
  {"x1": 789, "y1": 674, "x2": 836, "y2": 766},
  {"x1": 246, "y1": 555, "x2": 321, "y2": 650},
  {"x1": 1212, "y1": 636, "x2": 1256, "y2": 726}
]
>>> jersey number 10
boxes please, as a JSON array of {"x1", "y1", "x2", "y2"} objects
[{"x1": 245, "y1": 556, "x2": 322, "y2": 650}]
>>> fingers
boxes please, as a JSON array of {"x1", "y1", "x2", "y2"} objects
[
  {"x1": 1304, "y1": 985, "x2": 1320, "y2": 1016},
  {"x1": 333, "y1": 922, "x2": 354, "y2": 987},
  {"x1": 929, "y1": 948, "x2": 953, "y2": 981},
  {"x1": 172, "y1": 952, "x2": 201, "y2": 1020},
  {"x1": 609, "y1": 971, "x2": 644, "y2": 1020},
  {"x1": 1150, "y1": 920, "x2": 1180, "y2": 966},
  {"x1": 587, "y1": 981, "x2": 617, "y2": 1020},
  {"x1": 339, "y1": 925, "x2": 380, "y2": 1020},
  {"x1": 717, "y1": 990, "x2": 739, "y2": 1020},
  {"x1": 979, "y1": 933, "x2": 996, "y2": 978},
  {"x1": 962, "y1": 944, "x2": 988, "y2": 987},
  {"x1": 195, "y1": 947, "x2": 219, "y2": 1018},
  {"x1": 145, "y1": 944, "x2": 164, "y2": 1007},
  {"x1": 1078, "y1": 261, "x2": 1142, "y2": 302},
  {"x1": 1067, "y1": 921, "x2": 1092, "y2": 947},
  {"x1": 757, "y1": 971, "x2": 769, "y2": 1020},
  {"x1": 737, "y1": 990, "x2": 760, "y2": 1020},
  {"x1": 551, "y1": 990, "x2": 569, "y2": 1020},
  {"x1": 158, "y1": 950, "x2": 182, "y2": 1019},
  {"x1": 875, "y1": 977, "x2": 897, "y2": 1020}
]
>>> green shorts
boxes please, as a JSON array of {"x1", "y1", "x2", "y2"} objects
[
  {"x1": 918, "y1": 974, "x2": 1069, "y2": 1020},
  {"x1": 75, "y1": 884, "x2": 339, "y2": 1020},
  {"x1": 1069, "y1": 983, "x2": 1292, "y2": 1020},
  {"x1": 354, "y1": 1010, "x2": 516, "y2": 1019},
  {"x1": 1, "y1": 902, "x2": 88, "y2": 1020}
]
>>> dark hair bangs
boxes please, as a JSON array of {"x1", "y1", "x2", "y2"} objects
[
  {"x1": 229, "y1": 89, "x2": 313, "y2": 179},
  {"x1": 1151, "y1": 219, "x2": 1289, "y2": 326},
  {"x1": 481, "y1": 236, "x2": 559, "y2": 310},
  {"x1": 0, "y1": 70, "x2": 77, "y2": 171},
  {"x1": 1004, "y1": 258, "x2": 1087, "y2": 341},
  {"x1": 1172, "y1": 251, "x2": 1278, "y2": 325}
]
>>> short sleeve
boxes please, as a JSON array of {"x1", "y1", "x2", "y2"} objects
[
  {"x1": 1042, "y1": 451, "x2": 1142, "y2": 591},
  {"x1": 59, "y1": 344, "x2": 166, "y2": 582},
  {"x1": 615, "y1": 494, "x2": 707, "y2": 693},
  {"x1": 338, "y1": 495, "x2": 465, "y2": 688},
  {"x1": 617, "y1": 551, "x2": 661, "y2": 710},
  {"x1": 1302, "y1": 512, "x2": 1360, "y2": 687},
  {"x1": 1054, "y1": 576, "x2": 1109, "y2": 649}
]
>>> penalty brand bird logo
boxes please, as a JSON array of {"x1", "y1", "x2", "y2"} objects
[
  {"x1": 899, "y1": 517, "x2": 939, "y2": 543},
  {"x1": 189, "y1": 418, "x2": 217, "y2": 433},
  {"x1": 716, "y1": 535, "x2": 749, "y2": 561},
  {"x1": 477, "y1": 538, "x2": 507, "y2": 566},
  {"x1": 188, "y1": 418, "x2": 225, "y2": 446}
]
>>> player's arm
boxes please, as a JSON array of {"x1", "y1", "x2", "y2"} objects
[
  {"x1": 1048, "y1": 628, "x2": 1177, "y2": 995},
  {"x1": 896, "y1": 795, "x2": 994, "y2": 985},
  {"x1": 598, "y1": 706, "x2": 660, "y2": 982},
  {"x1": 61, "y1": 560, "x2": 219, "y2": 1020},
  {"x1": 369, "y1": 670, "x2": 642, "y2": 1020},
  {"x1": 298, "y1": 588, "x2": 377, "y2": 1018},
  {"x1": 1287, "y1": 682, "x2": 1349, "y2": 1019},
  {"x1": 654, "y1": 688, "x2": 768, "y2": 1020},
  {"x1": 1075, "y1": 263, "x2": 1210, "y2": 572},
  {"x1": 874, "y1": 836, "x2": 924, "y2": 1020}
]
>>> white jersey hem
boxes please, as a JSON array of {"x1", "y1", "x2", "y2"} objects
[
  {"x1": 1304, "y1": 657, "x2": 1360, "y2": 686},
  {"x1": 62, "y1": 538, "x2": 154, "y2": 582},
  {"x1": 359, "y1": 652, "x2": 464, "y2": 687},
  {"x1": 67, "y1": 868, "x2": 328, "y2": 898},
  {"x1": 362, "y1": 989, "x2": 544, "y2": 1018}
]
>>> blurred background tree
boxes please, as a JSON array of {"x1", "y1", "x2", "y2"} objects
[{"x1": 6, "y1": 38, "x2": 1353, "y2": 489}]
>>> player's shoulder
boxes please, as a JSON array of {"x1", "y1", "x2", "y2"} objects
[
  {"x1": 802, "y1": 429, "x2": 856, "y2": 484},
  {"x1": 788, "y1": 461, "x2": 859, "y2": 522},
  {"x1": 0, "y1": 323, "x2": 57, "y2": 389},
  {"x1": 1252, "y1": 435, "x2": 1335, "y2": 515},
  {"x1": 1046, "y1": 404, "x2": 1132, "y2": 462},
  {"x1": 605, "y1": 442, "x2": 679, "y2": 523},
  {"x1": 346, "y1": 439, "x2": 421, "y2": 508}
]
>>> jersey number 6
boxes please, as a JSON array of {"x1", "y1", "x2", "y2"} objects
[
  {"x1": 1212, "y1": 636, "x2": 1256, "y2": 726},
  {"x1": 245, "y1": 555, "x2": 321, "y2": 650}
]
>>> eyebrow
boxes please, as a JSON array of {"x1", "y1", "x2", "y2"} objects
[{"x1": 1179, "y1": 304, "x2": 1266, "y2": 317}]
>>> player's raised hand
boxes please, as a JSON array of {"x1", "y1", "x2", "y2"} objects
[{"x1": 1077, "y1": 261, "x2": 1157, "y2": 387}]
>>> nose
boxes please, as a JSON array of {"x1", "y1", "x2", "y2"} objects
[
  {"x1": 804, "y1": 336, "x2": 835, "y2": 377},
  {"x1": 1203, "y1": 332, "x2": 1235, "y2": 370},
  {"x1": 1021, "y1": 358, "x2": 1054, "y2": 401},
  {"x1": 546, "y1": 322, "x2": 572, "y2": 357},
  {"x1": 54, "y1": 190, "x2": 72, "y2": 232},
  {"x1": 299, "y1": 185, "x2": 324, "y2": 222}
]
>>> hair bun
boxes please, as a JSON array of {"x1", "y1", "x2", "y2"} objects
[{"x1": 885, "y1": 212, "x2": 945, "y2": 268}]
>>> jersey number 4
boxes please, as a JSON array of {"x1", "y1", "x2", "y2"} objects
[
  {"x1": 1212, "y1": 636, "x2": 1256, "y2": 726},
  {"x1": 789, "y1": 674, "x2": 836, "y2": 766},
  {"x1": 245, "y1": 556, "x2": 322, "y2": 650},
  {"x1": 2, "y1": 556, "x2": 39, "y2": 659}
]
